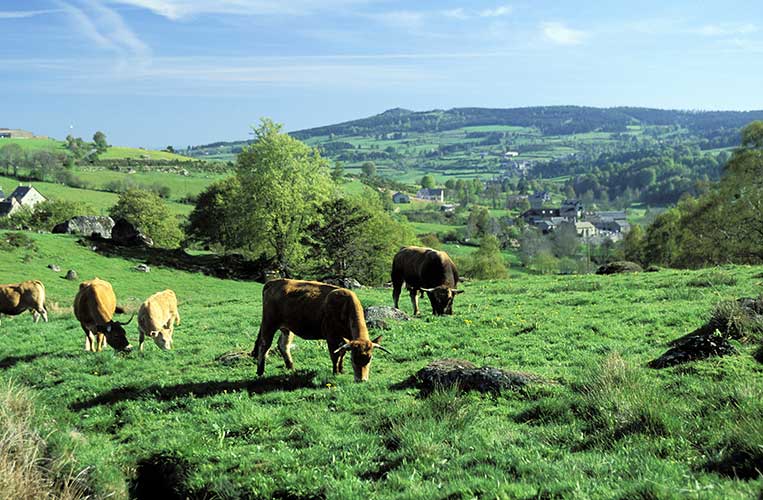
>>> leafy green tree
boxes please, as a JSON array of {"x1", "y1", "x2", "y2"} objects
[
  {"x1": 28, "y1": 151, "x2": 59, "y2": 181},
  {"x1": 24, "y1": 199, "x2": 95, "y2": 231},
  {"x1": 186, "y1": 176, "x2": 244, "y2": 250},
  {"x1": 467, "y1": 206, "x2": 491, "y2": 237},
  {"x1": 236, "y1": 119, "x2": 332, "y2": 274},
  {"x1": 0, "y1": 143, "x2": 25, "y2": 176},
  {"x1": 552, "y1": 222, "x2": 579, "y2": 258},
  {"x1": 361, "y1": 161, "x2": 377, "y2": 177},
  {"x1": 420, "y1": 175, "x2": 436, "y2": 189},
  {"x1": 331, "y1": 161, "x2": 345, "y2": 182},
  {"x1": 93, "y1": 131, "x2": 109, "y2": 155},
  {"x1": 110, "y1": 188, "x2": 184, "y2": 248},
  {"x1": 623, "y1": 224, "x2": 645, "y2": 264},
  {"x1": 463, "y1": 234, "x2": 508, "y2": 279}
]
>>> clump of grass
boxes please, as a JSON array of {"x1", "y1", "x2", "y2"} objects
[
  {"x1": 704, "y1": 413, "x2": 763, "y2": 479},
  {"x1": 0, "y1": 232, "x2": 37, "y2": 252},
  {"x1": 575, "y1": 353, "x2": 675, "y2": 446},
  {"x1": 0, "y1": 380, "x2": 88, "y2": 500},
  {"x1": 687, "y1": 269, "x2": 737, "y2": 288},
  {"x1": 710, "y1": 298, "x2": 763, "y2": 342}
]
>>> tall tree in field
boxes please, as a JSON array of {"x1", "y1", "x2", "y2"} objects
[
  {"x1": 0, "y1": 143, "x2": 25, "y2": 176},
  {"x1": 110, "y1": 188, "x2": 184, "y2": 248},
  {"x1": 420, "y1": 174, "x2": 435, "y2": 189},
  {"x1": 361, "y1": 161, "x2": 377, "y2": 177},
  {"x1": 93, "y1": 131, "x2": 109, "y2": 155},
  {"x1": 236, "y1": 119, "x2": 332, "y2": 274}
]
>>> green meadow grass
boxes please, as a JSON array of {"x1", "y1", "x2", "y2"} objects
[
  {"x1": 0, "y1": 137, "x2": 192, "y2": 162},
  {"x1": 71, "y1": 167, "x2": 224, "y2": 202},
  {"x1": 0, "y1": 137, "x2": 68, "y2": 154},
  {"x1": 1, "y1": 232, "x2": 762, "y2": 498}
]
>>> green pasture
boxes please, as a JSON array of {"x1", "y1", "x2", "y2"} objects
[
  {"x1": 0, "y1": 137, "x2": 68, "y2": 154},
  {"x1": 98, "y1": 146, "x2": 193, "y2": 162},
  {"x1": 1, "y1": 232, "x2": 762, "y2": 498},
  {"x1": 71, "y1": 167, "x2": 223, "y2": 202}
]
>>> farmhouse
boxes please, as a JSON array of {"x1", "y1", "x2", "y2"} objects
[
  {"x1": 529, "y1": 191, "x2": 551, "y2": 208},
  {"x1": 416, "y1": 188, "x2": 445, "y2": 202},
  {"x1": 392, "y1": 192, "x2": 410, "y2": 203},
  {"x1": 574, "y1": 221, "x2": 598, "y2": 238},
  {"x1": 560, "y1": 199, "x2": 583, "y2": 221},
  {"x1": 521, "y1": 207, "x2": 560, "y2": 225},
  {"x1": 0, "y1": 128, "x2": 35, "y2": 139},
  {"x1": 0, "y1": 185, "x2": 46, "y2": 217}
]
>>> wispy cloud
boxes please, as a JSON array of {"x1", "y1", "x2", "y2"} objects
[
  {"x1": 479, "y1": 5, "x2": 512, "y2": 18},
  {"x1": 374, "y1": 10, "x2": 425, "y2": 30},
  {"x1": 0, "y1": 9, "x2": 61, "y2": 19},
  {"x1": 542, "y1": 22, "x2": 586, "y2": 46},
  {"x1": 103, "y1": 0, "x2": 377, "y2": 20},
  {"x1": 692, "y1": 23, "x2": 757, "y2": 37},
  {"x1": 58, "y1": 0, "x2": 150, "y2": 71}
]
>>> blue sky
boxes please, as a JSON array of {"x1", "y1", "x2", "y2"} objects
[{"x1": 1, "y1": 0, "x2": 762, "y2": 148}]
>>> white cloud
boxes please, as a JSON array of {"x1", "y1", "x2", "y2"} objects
[
  {"x1": 59, "y1": 0, "x2": 151, "y2": 70},
  {"x1": 0, "y1": 9, "x2": 60, "y2": 19},
  {"x1": 374, "y1": 10, "x2": 425, "y2": 30},
  {"x1": 441, "y1": 8, "x2": 467, "y2": 20},
  {"x1": 479, "y1": 5, "x2": 512, "y2": 18},
  {"x1": 542, "y1": 22, "x2": 586, "y2": 46}
]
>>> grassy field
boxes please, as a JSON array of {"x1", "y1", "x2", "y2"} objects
[
  {"x1": 0, "y1": 137, "x2": 192, "y2": 162},
  {"x1": 1, "y1": 232, "x2": 762, "y2": 498}
]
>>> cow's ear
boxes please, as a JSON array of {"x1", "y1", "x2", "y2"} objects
[
  {"x1": 149, "y1": 331, "x2": 159, "y2": 337},
  {"x1": 452, "y1": 289, "x2": 465, "y2": 295},
  {"x1": 371, "y1": 335, "x2": 383, "y2": 344}
]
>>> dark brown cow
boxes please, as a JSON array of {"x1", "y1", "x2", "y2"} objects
[
  {"x1": 0, "y1": 280, "x2": 48, "y2": 325},
  {"x1": 392, "y1": 246, "x2": 463, "y2": 316},
  {"x1": 252, "y1": 279, "x2": 389, "y2": 382},
  {"x1": 73, "y1": 278, "x2": 133, "y2": 352}
]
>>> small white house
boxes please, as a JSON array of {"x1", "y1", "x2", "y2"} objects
[
  {"x1": 415, "y1": 188, "x2": 445, "y2": 202},
  {"x1": 0, "y1": 185, "x2": 46, "y2": 217}
]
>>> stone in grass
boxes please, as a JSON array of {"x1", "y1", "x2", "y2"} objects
[
  {"x1": 64, "y1": 269, "x2": 78, "y2": 281},
  {"x1": 215, "y1": 350, "x2": 253, "y2": 366},
  {"x1": 595, "y1": 261, "x2": 643, "y2": 275},
  {"x1": 135, "y1": 263, "x2": 150, "y2": 273},
  {"x1": 648, "y1": 332, "x2": 737, "y2": 369},
  {"x1": 48, "y1": 264, "x2": 61, "y2": 272},
  {"x1": 364, "y1": 306, "x2": 410, "y2": 330},
  {"x1": 406, "y1": 358, "x2": 544, "y2": 395}
]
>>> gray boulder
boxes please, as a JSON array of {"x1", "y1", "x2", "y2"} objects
[
  {"x1": 52, "y1": 216, "x2": 115, "y2": 239},
  {"x1": 48, "y1": 264, "x2": 61, "y2": 272},
  {"x1": 134, "y1": 264, "x2": 150, "y2": 273},
  {"x1": 324, "y1": 277, "x2": 363, "y2": 289},
  {"x1": 65, "y1": 269, "x2": 78, "y2": 281},
  {"x1": 111, "y1": 218, "x2": 153, "y2": 247},
  {"x1": 364, "y1": 306, "x2": 410, "y2": 330},
  {"x1": 405, "y1": 358, "x2": 545, "y2": 395}
]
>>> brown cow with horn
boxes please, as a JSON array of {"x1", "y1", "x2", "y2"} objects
[
  {"x1": 73, "y1": 278, "x2": 133, "y2": 352},
  {"x1": 0, "y1": 280, "x2": 48, "y2": 325},
  {"x1": 252, "y1": 279, "x2": 389, "y2": 382},
  {"x1": 392, "y1": 246, "x2": 463, "y2": 316}
]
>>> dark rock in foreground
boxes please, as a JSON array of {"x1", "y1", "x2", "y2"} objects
[
  {"x1": 52, "y1": 216, "x2": 115, "y2": 239},
  {"x1": 648, "y1": 332, "x2": 737, "y2": 368},
  {"x1": 401, "y1": 358, "x2": 544, "y2": 395},
  {"x1": 596, "y1": 261, "x2": 643, "y2": 275},
  {"x1": 111, "y1": 218, "x2": 154, "y2": 247}
]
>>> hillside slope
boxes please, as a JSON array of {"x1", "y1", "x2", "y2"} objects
[{"x1": 0, "y1": 231, "x2": 761, "y2": 498}]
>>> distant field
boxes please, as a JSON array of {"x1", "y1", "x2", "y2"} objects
[
  {"x1": 0, "y1": 137, "x2": 68, "y2": 153},
  {"x1": 0, "y1": 137, "x2": 193, "y2": 162},
  {"x1": 72, "y1": 167, "x2": 224, "y2": 202},
  {"x1": 1, "y1": 232, "x2": 760, "y2": 498},
  {"x1": 0, "y1": 174, "x2": 192, "y2": 216}
]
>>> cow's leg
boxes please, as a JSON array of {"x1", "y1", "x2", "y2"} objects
[
  {"x1": 40, "y1": 306, "x2": 48, "y2": 323},
  {"x1": 84, "y1": 327, "x2": 96, "y2": 352},
  {"x1": 392, "y1": 278, "x2": 403, "y2": 310},
  {"x1": 254, "y1": 321, "x2": 278, "y2": 377},
  {"x1": 277, "y1": 329, "x2": 295, "y2": 370},
  {"x1": 409, "y1": 288, "x2": 421, "y2": 316},
  {"x1": 96, "y1": 333, "x2": 106, "y2": 352},
  {"x1": 32, "y1": 310, "x2": 41, "y2": 323},
  {"x1": 327, "y1": 339, "x2": 345, "y2": 375},
  {"x1": 139, "y1": 329, "x2": 146, "y2": 351}
]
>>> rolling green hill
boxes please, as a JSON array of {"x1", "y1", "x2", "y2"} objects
[
  {"x1": 1, "y1": 231, "x2": 761, "y2": 498},
  {"x1": 0, "y1": 137, "x2": 194, "y2": 162}
]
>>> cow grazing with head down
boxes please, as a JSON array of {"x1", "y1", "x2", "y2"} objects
[
  {"x1": 138, "y1": 289, "x2": 180, "y2": 351},
  {"x1": 392, "y1": 246, "x2": 463, "y2": 316},
  {"x1": 252, "y1": 279, "x2": 389, "y2": 382},
  {"x1": 73, "y1": 278, "x2": 133, "y2": 352},
  {"x1": 0, "y1": 280, "x2": 48, "y2": 325}
]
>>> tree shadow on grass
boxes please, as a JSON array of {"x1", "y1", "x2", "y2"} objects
[
  {"x1": 0, "y1": 353, "x2": 44, "y2": 369},
  {"x1": 69, "y1": 370, "x2": 318, "y2": 411}
]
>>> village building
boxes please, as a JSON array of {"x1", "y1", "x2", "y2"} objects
[
  {"x1": 529, "y1": 190, "x2": 551, "y2": 208},
  {"x1": 574, "y1": 221, "x2": 598, "y2": 238},
  {"x1": 439, "y1": 204, "x2": 456, "y2": 213},
  {"x1": 560, "y1": 199, "x2": 584, "y2": 221},
  {"x1": 0, "y1": 185, "x2": 46, "y2": 217},
  {"x1": 0, "y1": 128, "x2": 35, "y2": 139},
  {"x1": 392, "y1": 192, "x2": 410, "y2": 204},
  {"x1": 415, "y1": 188, "x2": 445, "y2": 202}
]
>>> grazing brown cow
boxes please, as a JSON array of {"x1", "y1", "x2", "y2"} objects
[
  {"x1": 392, "y1": 246, "x2": 463, "y2": 316},
  {"x1": 73, "y1": 278, "x2": 133, "y2": 352},
  {"x1": 252, "y1": 279, "x2": 389, "y2": 382},
  {"x1": 0, "y1": 280, "x2": 48, "y2": 325},
  {"x1": 138, "y1": 289, "x2": 180, "y2": 351}
]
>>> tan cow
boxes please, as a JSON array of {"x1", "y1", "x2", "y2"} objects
[
  {"x1": 392, "y1": 246, "x2": 463, "y2": 316},
  {"x1": 138, "y1": 289, "x2": 180, "y2": 351},
  {"x1": 252, "y1": 279, "x2": 389, "y2": 382},
  {"x1": 0, "y1": 280, "x2": 48, "y2": 325},
  {"x1": 73, "y1": 278, "x2": 133, "y2": 352}
]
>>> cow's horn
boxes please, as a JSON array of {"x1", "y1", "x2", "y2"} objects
[
  {"x1": 420, "y1": 287, "x2": 436, "y2": 292},
  {"x1": 451, "y1": 289, "x2": 464, "y2": 295},
  {"x1": 115, "y1": 313, "x2": 135, "y2": 326},
  {"x1": 372, "y1": 343, "x2": 392, "y2": 355},
  {"x1": 333, "y1": 343, "x2": 351, "y2": 354}
]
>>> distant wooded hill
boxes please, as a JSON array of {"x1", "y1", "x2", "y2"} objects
[{"x1": 191, "y1": 106, "x2": 763, "y2": 151}]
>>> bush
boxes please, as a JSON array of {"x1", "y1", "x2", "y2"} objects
[
  {"x1": 109, "y1": 189, "x2": 184, "y2": 248},
  {"x1": 687, "y1": 269, "x2": 738, "y2": 288},
  {"x1": 461, "y1": 235, "x2": 508, "y2": 280},
  {"x1": 419, "y1": 233, "x2": 441, "y2": 249},
  {"x1": 0, "y1": 232, "x2": 37, "y2": 252},
  {"x1": 710, "y1": 298, "x2": 763, "y2": 342}
]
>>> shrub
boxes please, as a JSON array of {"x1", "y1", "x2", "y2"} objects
[
  {"x1": 461, "y1": 235, "x2": 508, "y2": 280},
  {"x1": 109, "y1": 188, "x2": 184, "y2": 248},
  {"x1": 0, "y1": 232, "x2": 37, "y2": 252},
  {"x1": 419, "y1": 233, "x2": 441, "y2": 249},
  {"x1": 687, "y1": 269, "x2": 738, "y2": 288},
  {"x1": 710, "y1": 298, "x2": 763, "y2": 342}
]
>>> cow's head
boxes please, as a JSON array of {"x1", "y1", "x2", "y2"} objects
[
  {"x1": 101, "y1": 314, "x2": 134, "y2": 352},
  {"x1": 422, "y1": 286, "x2": 464, "y2": 315},
  {"x1": 334, "y1": 335, "x2": 390, "y2": 382},
  {"x1": 147, "y1": 318, "x2": 174, "y2": 350}
]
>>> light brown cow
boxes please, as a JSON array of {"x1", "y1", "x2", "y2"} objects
[
  {"x1": 392, "y1": 246, "x2": 463, "y2": 316},
  {"x1": 0, "y1": 280, "x2": 48, "y2": 325},
  {"x1": 138, "y1": 289, "x2": 180, "y2": 351},
  {"x1": 252, "y1": 279, "x2": 389, "y2": 382},
  {"x1": 73, "y1": 278, "x2": 133, "y2": 352}
]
